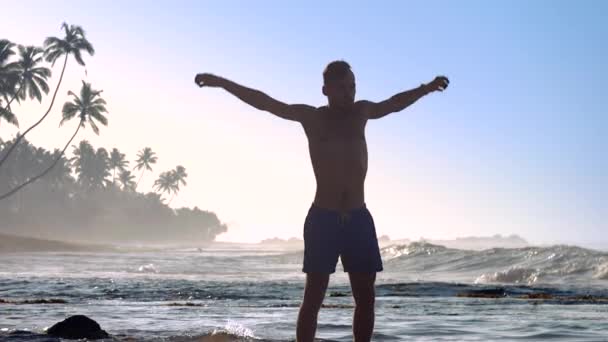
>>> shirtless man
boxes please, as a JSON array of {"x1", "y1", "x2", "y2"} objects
[{"x1": 195, "y1": 61, "x2": 448, "y2": 342}]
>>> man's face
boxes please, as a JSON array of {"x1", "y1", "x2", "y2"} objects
[{"x1": 323, "y1": 70, "x2": 356, "y2": 108}]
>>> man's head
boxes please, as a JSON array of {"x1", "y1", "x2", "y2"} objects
[{"x1": 322, "y1": 60, "x2": 356, "y2": 109}]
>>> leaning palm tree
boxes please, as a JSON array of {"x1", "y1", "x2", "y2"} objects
[
  {"x1": 0, "y1": 81, "x2": 107, "y2": 201},
  {"x1": 134, "y1": 147, "x2": 157, "y2": 190},
  {"x1": 0, "y1": 23, "x2": 94, "y2": 169},
  {"x1": 3, "y1": 45, "x2": 51, "y2": 109},
  {"x1": 109, "y1": 148, "x2": 129, "y2": 184},
  {"x1": 118, "y1": 170, "x2": 136, "y2": 191}
]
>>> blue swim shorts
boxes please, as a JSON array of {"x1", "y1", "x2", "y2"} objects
[{"x1": 302, "y1": 204, "x2": 384, "y2": 274}]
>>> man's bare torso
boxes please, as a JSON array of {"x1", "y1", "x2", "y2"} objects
[{"x1": 301, "y1": 104, "x2": 368, "y2": 212}]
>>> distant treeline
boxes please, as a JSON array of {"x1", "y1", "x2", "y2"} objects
[{"x1": 0, "y1": 138, "x2": 227, "y2": 243}]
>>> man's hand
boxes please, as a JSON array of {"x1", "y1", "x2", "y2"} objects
[
  {"x1": 425, "y1": 76, "x2": 450, "y2": 92},
  {"x1": 194, "y1": 73, "x2": 224, "y2": 88}
]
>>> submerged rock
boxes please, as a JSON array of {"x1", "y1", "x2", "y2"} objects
[
  {"x1": 5, "y1": 330, "x2": 60, "y2": 341},
  {"x1": 46, "y1": 315, "x2": 109, "y2": 340}
]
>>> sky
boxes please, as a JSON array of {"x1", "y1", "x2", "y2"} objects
[{"x1": 1, "y1": 1, "x2": 606, "y2": 247}]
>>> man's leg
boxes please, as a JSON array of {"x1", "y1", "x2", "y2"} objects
[
  {"x1": 348, "y1": 272, "x2": 376, "y2": 342},
  {"x1": 296, "y1": 272, "x2": 330, "y2": 342}
]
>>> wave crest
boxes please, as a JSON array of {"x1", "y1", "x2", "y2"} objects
[
  {"x1": 381, "y1": 242, "x2": 448, "y2": 260},
  {"x1": 379, "y1": 242, "x2": 608, "y2": 284},
  {"x1": 475, "y1": 267, "x2": 540, "y2": 284}
]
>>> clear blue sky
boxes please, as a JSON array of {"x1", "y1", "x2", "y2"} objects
[{"x1": 1, "y1": 1, "x2": 606, "y2": 247}]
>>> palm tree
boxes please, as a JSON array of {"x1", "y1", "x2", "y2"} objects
[
  {"x1": 134, "y1": 147, "x2": 157, "y2": 190},
  {"x1": 153, "y1": 170, "x2": 178, "y2": 202},
  {"x1": 3, "y1": 46, "x2": 51, "y2": 109},
  {"x1": 0, "y1": 40, "x2": 19, "y2": 102},
  {"x1": 0, "y1": 22, "x2": 95, "y2": 169},
  {"x1": 0, "y1": 81, "x2": 107, "y2": 201},
  {"x1": 0, "y1": 39, "x2": 17, "y2": 74},
  {"x1": 172, "y1": 165, "x2": 188, "y2": 189},
  {"x1": 93, "y1": 147, "x2": 111, "y2": 189},
  {"x1": 109, "y1": 148, "x2": 129, "y2": 185},
  {"x1": 70, "y1": 140, "x2": 95, "y2": 188},
  {"x1": 118, "y1": 170, "x2": 136, "y2": 191},
  {"x1": 0, "y1": 40, "x2": 19, "y2": 123},
  {"x1": 60, "y1": 82, "x2": 107, "y2": 133},
  {"x1": 167, "y1": 165, "x2": 188, "y2": 204},
  {"x1": 71, "y1": 141, "x2": 110, "y2": 190}
]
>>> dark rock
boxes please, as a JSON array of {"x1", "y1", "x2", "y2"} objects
[
  {"x1": 46, "y1": 315, "x2": 109, "y2": 340},
  {"x1": 21, "y1": 298, "x2": 67, "y2": 304},
  {"x1": 0, "y1": 298, "x2": 67, "y2": 304},
  {"x1": 457, "y1": 287, "x2": 506, "y2": 298},
  {"x1": 166, "y1": 302, "x2": 206, "y2": 306}
]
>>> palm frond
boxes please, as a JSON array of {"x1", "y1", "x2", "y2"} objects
[
  {"x1": 88, "y1": 118, "x2": 100, "y2": 135},
  {"x1": 72, "y1": 49, "x2": 85, "y2": 66},
  {"x1": 89, "y1": 111, "x2": 108, "y2": 126},
  {"x1": 0, "y1": 106, "x2": 18, "y2": 126}
]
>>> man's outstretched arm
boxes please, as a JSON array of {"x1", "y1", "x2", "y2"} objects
[
  {"x1": 360, "y1": 76, "x2": 449, "y2": 120},
  {"x1": 195, "y1": 73, "x2": 315, "y2": 122}
]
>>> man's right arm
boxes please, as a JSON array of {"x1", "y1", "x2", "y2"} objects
[{"x1": 195, "y1": 73, "x2": 315, "y2": 122}]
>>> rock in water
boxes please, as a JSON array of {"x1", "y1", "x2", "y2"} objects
[{"x1": 46, "y1": 315, "x2": 109, "y2": 340}]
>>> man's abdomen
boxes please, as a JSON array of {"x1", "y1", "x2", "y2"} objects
[
  {"x1": 308, "y1": 137, "x2": 368, "y2": 211},
  {"x1": 312, "y1": 162, "x2": 367, "y2": 211}
]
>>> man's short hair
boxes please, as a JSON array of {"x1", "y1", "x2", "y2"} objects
[{"x1": 323, "y1": 60, "x2": 351, "y2": 84}]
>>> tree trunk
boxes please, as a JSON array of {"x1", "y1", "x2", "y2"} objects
[
  {"x1": 135, "y1": 168, "x2": 145, "y2": 190},
  {"x1": 167, "y1": 193, "x2": 175, "y2": 205},
  {"x1": 0, "y1": 54, "x2": 69, "y2": 168}
]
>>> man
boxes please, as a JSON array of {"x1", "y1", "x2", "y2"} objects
[{"x1": 195, "y1": 61, "x2": 448, "y2": 342}]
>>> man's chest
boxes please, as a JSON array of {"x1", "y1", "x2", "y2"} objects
[{"x1": 305, "y1": 111, "x2": 368, "y2": 142}]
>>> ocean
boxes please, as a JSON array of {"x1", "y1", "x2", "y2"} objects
[{"x1": 1, "y1": 242, "x2": 607, "y2": 341}]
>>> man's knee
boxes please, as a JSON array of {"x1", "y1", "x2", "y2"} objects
[
  {"x1": 348, "y1": 272, "x2": 376, "y2": 307},
  {"x1": 353, "y1": 293, "x2": 375, "y2": 308}
]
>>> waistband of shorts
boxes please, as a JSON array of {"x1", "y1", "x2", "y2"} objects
[{"x1": 309, "y1": 203, "x2": 367, "y2": 216}]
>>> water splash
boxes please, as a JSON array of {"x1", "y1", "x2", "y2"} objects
[{"x1": 137, "y1": 263, "x2": 158, "y2": 273}]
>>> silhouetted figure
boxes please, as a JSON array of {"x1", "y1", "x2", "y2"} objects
[{"x1": 195, "y1": 61, "x2": 448, "y2": 342}]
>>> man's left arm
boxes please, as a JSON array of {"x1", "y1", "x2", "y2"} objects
[{"x1": 360, "y1": 76, "x2": 449, "y2": 120}]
